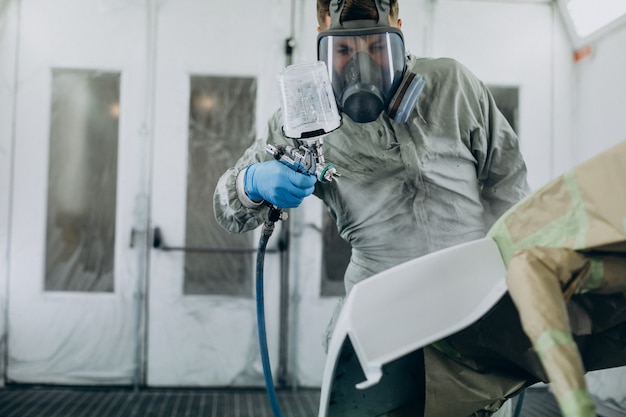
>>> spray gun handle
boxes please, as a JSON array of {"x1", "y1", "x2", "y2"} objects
[{"x1": 266, "y1": 144, "x2": 315, "y2": 176}]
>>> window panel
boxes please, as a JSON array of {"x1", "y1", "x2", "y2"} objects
[
  {"x1": 184, "y1": 76, "x2": 257, "y2": 296},
  {"x1": 45, "y1": 69, "x2": 120, "y2": 292}
]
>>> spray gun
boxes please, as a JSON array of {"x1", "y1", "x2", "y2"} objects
[
  {"x1": 270, "y1": 60, "x2": 341, "y2": 184},
  {"x1": 263, "y1": 138, "x2": 339, "y2": 225},
  {"x1": 257, "y1": 61, "x2": 342, "y2": 417},
  {"x1": 266, "y1": 141, "x2": 339, "y2": 183},
  {"x1": 261, "y1": 61, "x2": 342, "y2": 226}
]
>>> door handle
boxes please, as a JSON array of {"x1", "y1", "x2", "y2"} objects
[{"x1": 151, "y1": 227, "x2": 279, "y2": 254}]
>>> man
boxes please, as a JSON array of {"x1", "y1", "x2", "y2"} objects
[
  {"x1": 214, "y1": 0, "x2": 528, "y2": 343},
  {"x1": 214, "y1": 0, "x2": 529, "y2": 412}
]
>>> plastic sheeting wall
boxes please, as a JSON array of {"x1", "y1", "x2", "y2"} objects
[
  {"x1": 573, "y1": 22, "x2": 626, "y2": 162},
  {"x1": 431, "y1": 0, "x2": 560, "y2": 190},
  {"x1": 0, "y1": 0, "x2": 18, "y2": 388}
]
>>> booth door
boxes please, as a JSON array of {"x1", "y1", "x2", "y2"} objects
[
  {"x1": 7, "y1": 0, "x2": 149, "y2": 384},
  {"x1": 146, "y1": 0, "x2": 291, "y2": 386}
]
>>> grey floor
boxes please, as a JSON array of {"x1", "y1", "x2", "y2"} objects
[
  {"x1": 0, "y1": 386, "x2": 319, "y2": 417},
  {"x1": 0, "y1": 385, "x2": 624, "y2": 417},
  {"x1": 510, "y1": 388, "x2": 626, "y2": 417}
]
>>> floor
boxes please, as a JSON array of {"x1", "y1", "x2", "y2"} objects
[
  {"x1": 510, "y1": 389, "x2": 626, "y2": 417},
  {"x1": 0, "y1": 385, "x2": 624, "y2": 417},
  {"x1": 0, "y1": 386, "x2": 319, "y2": 417}
]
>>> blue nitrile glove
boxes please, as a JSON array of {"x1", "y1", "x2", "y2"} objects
[{"x1": 244, "y1": 161, "x2": 316, "y2": 208}]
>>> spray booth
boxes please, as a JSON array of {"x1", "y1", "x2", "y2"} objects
[{"x1": 0, "y1": 0, "x2": 625, "y2": 415}]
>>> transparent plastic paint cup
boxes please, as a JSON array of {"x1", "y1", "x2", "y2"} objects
[{"x1": 277, "y1": 61, "x2": 341, "y2": 140}]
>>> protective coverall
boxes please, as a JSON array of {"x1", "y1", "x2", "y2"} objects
[
  {"x1": 214, "y1": 57, "x2": 529, "y2": 352},
  {"x1": 214, "y1": 56, "x2": 530, "y2": 348}
]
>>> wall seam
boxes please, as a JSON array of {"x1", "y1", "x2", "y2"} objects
[{"x1": 3, "y1": 0, "x2": 22, "y2": 386}]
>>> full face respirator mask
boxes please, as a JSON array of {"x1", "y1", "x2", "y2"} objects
[{"x1": 317, "y1": 0, "x2": 424, "y2": 123}]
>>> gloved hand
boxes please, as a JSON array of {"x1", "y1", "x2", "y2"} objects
[{"x1": 244, "y1": 161, "x2": 316, "y2": 208}]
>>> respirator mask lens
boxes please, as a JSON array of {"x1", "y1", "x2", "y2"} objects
[{"x1": 318, "y1": 31, "x2": 405, "y2": 123}]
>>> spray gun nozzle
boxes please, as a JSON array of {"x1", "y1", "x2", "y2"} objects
[{"x1": 318, "y1": 163, "x2": 341, "y2": 183}]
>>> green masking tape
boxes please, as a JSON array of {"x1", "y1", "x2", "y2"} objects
[
  {"x1": 580, "y1": 257, "x2": 603, "y2": 293},
  {"x1": 488, "y1": 170, "x2": 590, "y2": 266},
  {"x1": 534, "y1": 329, "x2": 576, "y2": 360},
  {"x1": 558, "y1": 389, "x2": 596, "y2": 417}
]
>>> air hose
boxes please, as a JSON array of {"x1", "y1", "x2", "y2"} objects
[
  {"x1": 512, "y1": 389, "x2": 526, "y2": 417},
  {"x1": 256, "y1": 207, "x2": 285, "y2": 417}
]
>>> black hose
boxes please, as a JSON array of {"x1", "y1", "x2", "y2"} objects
[{"x1": 256, "y1": 209, "x2": 284, "y2": 417}]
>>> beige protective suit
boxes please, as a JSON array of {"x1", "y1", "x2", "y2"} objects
[{"x1": 487, "y1": 139, "x2": 626, "y2": 417}]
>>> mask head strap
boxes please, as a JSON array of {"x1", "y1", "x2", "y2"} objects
[{"x1": 329, "y1": 0, "x2": 393, "y2": 30}]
